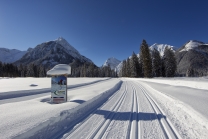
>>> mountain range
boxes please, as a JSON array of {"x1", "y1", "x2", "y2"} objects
[
  {"x1": 0, "y1": 38, "x2": 207, "y2": 77},
  {"x1": 14, "y1": 37, "x2": 92, "y2": 68},
  {"x1": 0, "y1": 48, "x2": 27, "y2": 63}
]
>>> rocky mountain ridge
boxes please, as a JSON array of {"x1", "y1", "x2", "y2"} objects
[
  {"x1": 103, "y1": 57, "x2": 121, "y2": 70},
  {"x1": 0, "y1": 48, "x2": 27, "y2": 63},
  {"x1": 14, "y1": 37, "x2": 92, "y2": 68},
  {"x1": 175, "y1": 40, "x2": 208, "y2": 76}
]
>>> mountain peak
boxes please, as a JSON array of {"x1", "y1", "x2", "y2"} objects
[
  {"x1": 179, "y1": 40, "x2": 205, "y2": 52},
  {"x1": 54, "y1": 37, "x2": 81, "y2": 58},
  {"x1": 150, "y1": 43, "x2": 175, "y2": 56},
  {"x1": 103, "y1": 57, "x2": 121, "y2": 70}
]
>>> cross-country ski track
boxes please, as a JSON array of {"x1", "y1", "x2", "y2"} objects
[
  {"x1": 60, "y1": 80, "x2": 181, "y2": 139},
  {"x1": 1, "y1": 77, "x2": 208, "y2": 139}
]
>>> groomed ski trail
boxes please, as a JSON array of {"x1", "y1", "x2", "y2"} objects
[{"x1": 61, "y1": 80, "x2": 181, "y2": 139}]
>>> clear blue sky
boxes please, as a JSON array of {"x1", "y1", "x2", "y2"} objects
[{"x1": 0, "y1": 0, "x2": 207, "y2": 67}]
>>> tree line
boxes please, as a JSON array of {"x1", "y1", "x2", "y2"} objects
[
  {"x1": 0, "y1": 60, "x2": 117, "y2": 78},
  {"x1": 121, "y1": 39, "x2": 177, "y2": 78},
  {"x1": 69, "y1": 60, "x2": 117, "y2": 77},
  {"x1": 0, "y1": 62, "x2": 47, "y2": 77}
]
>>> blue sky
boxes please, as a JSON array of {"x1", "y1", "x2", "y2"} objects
[{"x1": 0, "y1": 0, "x2": 208, "y2": 67}]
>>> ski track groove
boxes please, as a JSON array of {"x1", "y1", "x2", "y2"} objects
[
  {"x1": 62, "y1": 80, "x2": 181, "y2": 139},
  {"x1": 100, "y1": 81, "x2": 133, "y2": 139},
  {"x1": 64, "y1": 81, "x2": 128, "y2": 139},
  {"x1": 136, "y1": 82, "x2": 182, "y2": 139}
]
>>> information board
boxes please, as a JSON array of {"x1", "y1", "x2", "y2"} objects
[{"x1": 51, "y1": 75, "x2": 67, "y2": 103}]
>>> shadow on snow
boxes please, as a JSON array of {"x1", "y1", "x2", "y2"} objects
[{"x1": 94, "y1": 109, "x2": 165, "y2": 121}]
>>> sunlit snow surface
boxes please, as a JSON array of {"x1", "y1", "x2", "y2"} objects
[
  {"x1": 179, "y1": 40, "x2": 208, "y2": 52},
  {"x1": 149, "y1": 43, "x2": 175, "y2": 56},
  {"x1": 47, "y1": 64, "x2": 71, "y2": 75},
  {"x1": 0, "y1": 77, "x2": 208, "y2": 138}
]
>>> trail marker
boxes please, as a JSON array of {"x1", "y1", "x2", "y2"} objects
[{"x1": 47, "y1": 64, "x2": 71, "y2": 103}]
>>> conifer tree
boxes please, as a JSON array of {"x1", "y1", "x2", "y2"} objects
[
  {"x1": 39, "y1": 66, "x2": 46, "y2": 77},
  {"x1": 163, "y1": 47, "x2": 177, "y2": 77},
  {"x1": 161, "y1": 59, "x2": 166, "y2": 77},
  {"x1": 26, "y1": 63, "x2": 35, "y2": 77},
  {"x1": 152, "y1": 48, "x2": 162, "y2": 77},
  {"x1": 140, "y1": 40, "x2": 152, "y2": 78},
  {"x1": 0, "y1": 61, "x2": 3, "y2": 77},
  {"x1": 88, "y1": 63, "x2": 94, "y2": 77},
  {"x1": 126, "y1": 58, "x2": 130, "y2": 77},
  {"x1": 122, "y1": 60, "x2": 126, "y2": 77},
  {"x1": 130, "y1": 52, "x2": 140, "y2": 77}
]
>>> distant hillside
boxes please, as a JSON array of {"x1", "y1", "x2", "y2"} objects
[
  {"x1": 0, "y1": 48, "x2": 27, "y2": 63},
  {"x1": 175, "y1": 40, "x2": 208, "y2": 76}
]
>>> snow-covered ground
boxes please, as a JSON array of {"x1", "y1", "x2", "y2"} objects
[{"x1": 0, "y1": 77, "x2": 208, "y2": 139}]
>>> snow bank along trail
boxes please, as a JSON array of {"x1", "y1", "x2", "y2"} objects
[
  {"x1": 136, "y1": 80, "x2": 208, "y2": 139},
  {"x1": 0, "y1": 78, "x2": 120, "y2": 139},
  {"x1": 62, "y1": 80, "x2": 181, "y2": 139}
]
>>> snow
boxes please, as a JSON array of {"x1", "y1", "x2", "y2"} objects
[
  {"x1": 0, "y1": 77, "x2": 208, "y2": 139},
  {"x1": 103, "y1": 57, "x2": 121, "y2": 70},
  {"x1": 0, "y1": 78, "x2": 119, "y2": 139},
  {"x1": 180, "y1": 40, "x2": 204, "y2": 52},
  {"x1": 54, "y1": 37, "x2": 92, "y2": 63},
  {"x1": 47, "y1": 64, "x2": 71, "y2": 75},
  {"x1": 133, "y1": 77, "x2": 208, "y2": 90},
  {"x1": 132, "y1": 79, "x2": 208, "y2": 138},
  {"x1": 149, "y1": 43, "x2": 175, "y2": 56},
  {"x1": 115, "y1": 61, "x2": 123, "y2": 74},
  {"x1": 0, "y1": 48, "x2": 27, "y2": 63}
]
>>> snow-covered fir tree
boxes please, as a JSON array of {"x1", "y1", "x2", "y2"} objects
[
  {"x1": 152, "y1": 48, "x2": 162, "y2": 77},
  {"x1": 163, "y1": 47, "x2": 177, "y2": 77},
  {"x1": 126, "y1": 58, "x2": 130, "y2": 77},
  {"x1": 130, "y1": 52, "x2": 140, "y2": 77},
  {"x1": 0, "y1": 61, "x2": 3, "y2": 77},
  {"x1": 122, "y1": 60, "x2": 127, "y2": 77},
  {"x1": 26, "y1": 63, "x2": 35, "y2": 77},
  {"x1": 140, "y1": 39, "x2": 152, "y2": 78}
]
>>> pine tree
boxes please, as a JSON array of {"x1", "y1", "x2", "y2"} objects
[
  {"x1": 161, "y1": 59, "x2": 166, "y2": 77},
  {"x1": 186, "y1": 66, "x2": 194, "y2": 77},
  {"x1": 0, "y1": 61, "x2": 3, "y2": 77},
  {"x1": 130, "y1": 52, "x2": 140, "y2": 77},
  {"x1": 122, "y1": 60, "x2": 126, "y2": 77},
  {"x1": 163, "y1": 47, "x2": 177, "y2": 77},
  {"x1": 152, "y1": 48, "x2": 162, "y2": 77},
  {"x1": 126, "y1": 58, "x2": 130, "y2": 77},
  {"x1": 140, "y1": 40, "x2": 152, "y2": 78},
  {"x1": 39, "y1": 66, "x2": 46, "y2": 77},
  {"x1": 88, "y1": 63, "x2": 94, "y2": 77},
  {"x1": 26, "y1": 63, "x2": 35, "y2": 77}
]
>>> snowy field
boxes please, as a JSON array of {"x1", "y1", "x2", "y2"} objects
[{"x1": 0, "y1": 77, "x2": 208, "y2": 139}]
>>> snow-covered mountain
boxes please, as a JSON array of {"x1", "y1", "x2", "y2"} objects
[
  {"x1": 14, "y1": 37, "x2": 92, "y2": 68},
  {"x1": 116, "y1": 43, "x2": 175, "y2": 76},
  {"x1": 103, "y1": 57, "x2": 121, "y2": 70},
  {"x1": 149, "y1": 43, "x2": 176, "y2": 56},
  {"x1": 179, "y1": 40, "x2": 208, "y2": 52},
  {"x1": 0, "y1": 48, "x2": 27, "y2": 63},
  {"x1": 115, "y1": 61, "x2": 123, "y2": 75},
  {"x1": 175, "y1": 40, "x2": 208, "y2": 76}
]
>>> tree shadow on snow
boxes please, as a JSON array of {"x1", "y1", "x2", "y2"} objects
[
  {"x1": 40, "y1": 98, "x2": 51, "y2": 103},
  {"x1": 94, "y1": 110, "x2": 165, "y2": 121},
  {"x1": 70, "y1": 99, "x2": 86, "y2": 104}
]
